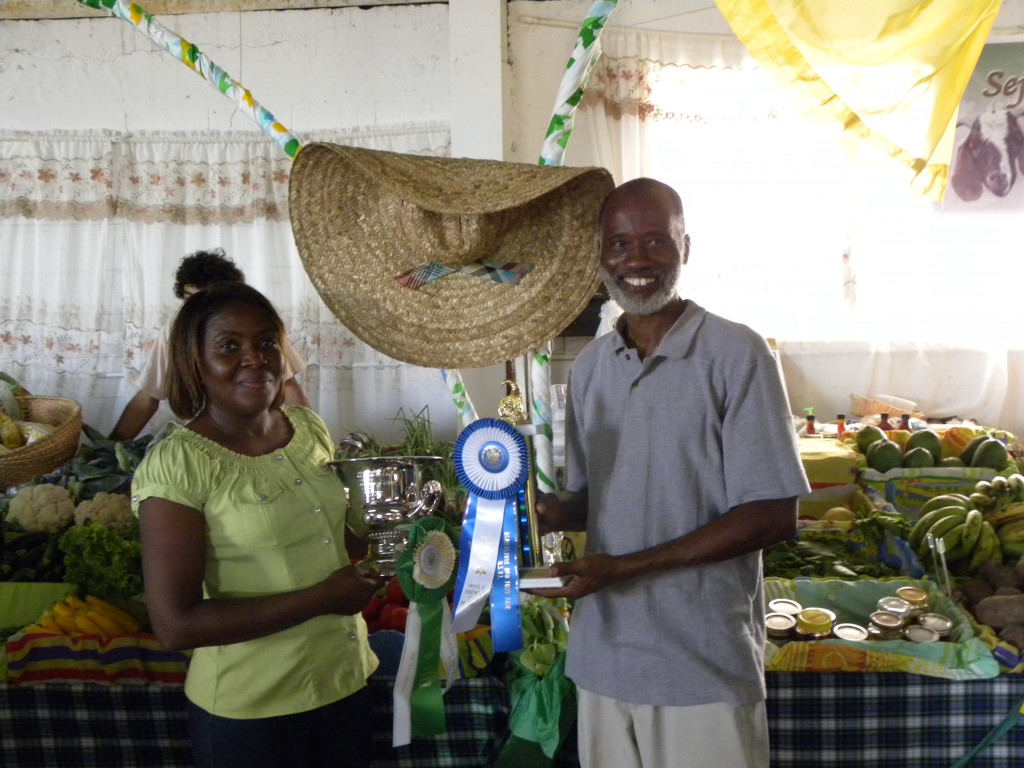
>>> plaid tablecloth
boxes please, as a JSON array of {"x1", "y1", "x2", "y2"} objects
[
  {"x1": 0, "y1": 674, "x2": 511, "y2": 768},
  {"x1": 3, "y1": 672, "x2": 1024, "y2": 767},
  {"x1": 767, "y1": 672, "x2": 1024, "y2": 768}
]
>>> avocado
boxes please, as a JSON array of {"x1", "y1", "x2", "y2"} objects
[
  {"x1": 939, "y1": 456, "x2": 966, "y2": 468},
  {"x1": 970, "y1": 438, "x2": 1009, "y2": 470},
  {"x1": 905, "y1": 429, "x2": 943, "y2": 463},
  {"x1": 866, "y1": 439, "x2": 902, "y2": 472},
  {"x1": 856, "y1": 424, "x2": 886, "y2": 454},
  {"x1": 959, "y1": 434, "x2": 989, "y2": 466},
  {"x1": 902, "y1": 446, "x2": 935, "y2": 468}
]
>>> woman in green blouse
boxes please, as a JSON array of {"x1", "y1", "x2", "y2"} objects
[{"x1": 131, "y1": 282, "x2": 382, "y2": 768}]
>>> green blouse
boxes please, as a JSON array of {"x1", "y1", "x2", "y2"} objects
[{"x1": 131, "y1": 406, "x2": 377, "y2": 718}]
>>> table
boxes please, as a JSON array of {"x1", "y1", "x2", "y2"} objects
[
  {"x1": 3, "y1": 673, "x2": 1024, "y2": 767},
  {"x1": 766, "y1": 672, "x2": 1024, "y2": 767}
]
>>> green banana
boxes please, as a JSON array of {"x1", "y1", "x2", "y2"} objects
[
  {"x1": 909, "y1": 506, "x2": 969, "y2": 552},
  {"x1": 959, "y1": 508, "x2": 984, "y2": 554},
  {"x1": 939, "y1": 522, "x2": 966, "y2": 560},
  {"x1": 1000, "y1": 539, "x2": 1024, "y2": 561},
  {"x1": 918, "y1": 494, "x2": 972, "y2": 517},
  {"x1": 917, "y1": 512, "x2": 969, "y2": 559},
  {"x1": 968, "y1": 521, "x2": 1000, "y2": 572}
]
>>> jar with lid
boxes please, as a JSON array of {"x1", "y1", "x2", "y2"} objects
[
  {"x1": 868, "y1": 610, "x2": 905, "y2": 640},
  {"x1": 766, "y1": 612, "x2": 797, "y2": 642},
  {"x1": 903, "y1": 624, "x2": 940, "y2": 643},
  {"x1": 768, "y1": 598, "x2": 802, "y2": 616},
  {"x1": 916, "y1": 612, "x2": 953, "y2": 639},
  {"x1": 833, "y1": 622, "x2": 869, "y2": 642},
  {"x1": 876, "y1": 596, "x2": 914, "y2": 623},
  {"x1": 895, "y1": 586, "x2": 930, "y2": 618},
  {"x1": 794, "y1": 607, "x2": 835, "y2": 640}
]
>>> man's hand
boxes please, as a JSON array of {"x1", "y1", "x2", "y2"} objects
[
  {"x1": 535, "y1": 491, "x2": 588, "y2": 534},
  {"x1": 525, "y1": 553, "x2": 622, "y2": 600}
]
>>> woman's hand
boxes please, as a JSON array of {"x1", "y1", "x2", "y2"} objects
[{"x1": 323, "y1": 564, "x2": 386, "y2": 616}]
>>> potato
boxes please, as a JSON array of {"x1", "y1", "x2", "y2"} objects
[
  {"x1": 979, "y1": 561, "x2": 1023, "y2": 590},
  {"x1": 998, "y1": 624, "x2": 1024, "y2": 654},
  {"x1": 974, "y1": 595, "x2": 1024, "y2": 629},
  {"x1": 995, "y1": 586, "x2": 1024, "y2": 596},
  {"x1": 962, "y1": 578, "x2": 995, "y2": 608}
]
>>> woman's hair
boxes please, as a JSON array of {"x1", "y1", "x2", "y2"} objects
[
  {"x1": 166, "y1": 283, "x2": 287, "y2": 419},
  {"x1": 172, "y1": 248, "x2": 245, "y2": 299}
]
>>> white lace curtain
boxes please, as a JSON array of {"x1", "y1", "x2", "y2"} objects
[
  {"x1": 565, "y1": 27, "x2": 1024, "y2": 434},
  {"x1": 0, "y1": 125, "x2": 464, "y2": 445}
]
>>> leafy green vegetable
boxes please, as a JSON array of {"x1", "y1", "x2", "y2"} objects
[
  {"x1": 59, "y1": 518, "x2": 143, "y2": 602},
  {"x1": 69, "y1": 426, "x2": 152, "y2": 499}
]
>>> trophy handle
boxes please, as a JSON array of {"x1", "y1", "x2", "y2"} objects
[{"x1": 410, "y1": 480, "x2": 444, "y2": 520}]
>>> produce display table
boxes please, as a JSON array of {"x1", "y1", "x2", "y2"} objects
[
  {"x1": 0, "y1": 674, "x2": 513, "y2": 768},
  {"x1": 767, "y1": 672, "x2": 1024, "y2": 767},
  {"x1": 3, "y1": 672, "x2": 1024, "y2": 767}
]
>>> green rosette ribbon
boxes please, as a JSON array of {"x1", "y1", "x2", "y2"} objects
[{"x1": 392, "y1": 517, "x2": 460, "y2": 745}]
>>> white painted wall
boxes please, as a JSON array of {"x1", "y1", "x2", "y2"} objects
[{"x1": 5, "y1": 0, "x2": 1024, "y2": 419}]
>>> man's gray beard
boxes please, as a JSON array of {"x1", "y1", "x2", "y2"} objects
[{"x1": 601, "y1": 264, "x2": 680, "y2": 316}]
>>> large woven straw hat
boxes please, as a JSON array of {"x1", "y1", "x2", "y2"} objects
[{"x1": 288, "y1": 143, "x2": 615, "y2": 368}]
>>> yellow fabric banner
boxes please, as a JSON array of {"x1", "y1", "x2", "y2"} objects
[{"x1": 715, "y1": 0, "x2": 1003, "y2": 200}]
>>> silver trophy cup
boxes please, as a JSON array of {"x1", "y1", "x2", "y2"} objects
[{"x1": 329, "y1": 456, "x2": 444, "y2": 576}]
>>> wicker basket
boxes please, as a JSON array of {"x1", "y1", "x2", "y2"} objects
[
  {"x1": 849, "y1": 393, "x2": 925, "y2": 421},
  {"x1": 0, "y1": 396, "x2": 82, "y2": 491}
]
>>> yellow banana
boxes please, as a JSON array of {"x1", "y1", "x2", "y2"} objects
[
  {"x1": 50, "y1": 611, "x2": 78, "y2": 634},
  {"x1": 986, "y1": 502, "x2": 1024, "y2": 528},
  {"x1": 73, "y1": 613, "x2": 107, "y2": 637},
  {"x1": 38, "y1": 615, "x2": 65, "y2": 634},
  {"x1": 64, "y1": 595, "x2": 87, "y2": 611},
  {"x1": 51, "y1": 599, "x2": 76, "y2": 617},
  {"x1": 81, "y1": 610, "x2": 122, "y2": 639},
  {"x1": 84, "y1": 595, "x2": 140, "y2": 633},
  {"x1": 997, "y1": 518, "x2": 1024, "y2": 544}
]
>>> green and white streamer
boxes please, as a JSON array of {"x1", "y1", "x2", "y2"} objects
[
  {"x1": 537, "y1": 0, "x2": 619, "y2": 167},
  {"x1": 76, "y1": 0, "x2": 301, "y2": 159}
]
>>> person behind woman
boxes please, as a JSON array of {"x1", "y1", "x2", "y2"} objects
[{"x1": 131, "y1": 282, "x2": 382, "y2": 768}]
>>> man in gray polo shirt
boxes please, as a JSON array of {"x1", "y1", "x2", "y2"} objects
[{"x1": 534, "y1": 178, "x2": 809, "y2": 768}]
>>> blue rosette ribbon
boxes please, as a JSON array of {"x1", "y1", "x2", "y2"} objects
[{"x1": 450, "y1": 418, "x2": 529, "y2": 652}]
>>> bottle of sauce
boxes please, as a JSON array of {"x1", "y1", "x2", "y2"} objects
[
  {"x1": 805, "y1": 414, "x2": 816, "y2": 435},
  {"x1": 836, "y1": 413, "x2": 847, "y2": 440},
  {"x1": 878, "y1": 412, "x2": 894, "y2": 432},
  {"x1": 899, "y1": 413, "x2": 912, "y2": 431}
]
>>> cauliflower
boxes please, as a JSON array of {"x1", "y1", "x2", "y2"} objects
[
  {"x1": 73, "y1": 492, "x2": 134, "y2": 533},
  {"x1": 7, "y1": 483, "x2": 75, "y2": 532}
]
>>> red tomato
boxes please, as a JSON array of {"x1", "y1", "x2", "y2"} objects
[
  {"x1": 386, "y1": 577, "x2": 409, "y2": 606},
  {"x1": 362, "y1": 595, "x2": 383, "y2": 622},
  {"x1": 380, "y1": 605, "x2": 409, "y2": 633}
]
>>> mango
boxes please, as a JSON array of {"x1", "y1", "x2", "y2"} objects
[
  {"x1": 856, "y1": 424, "x2": 886, "y2": 454},
  {"x1": 905, "y1": 429, "x2": 943, "y2": 463},
  {"x1": 866, "y1": 439, "x2": 902, "y2": 472},
  {"x1": 971, "y1": 438, "x2": 1009, "y2": 471},
  {"x1": 960, "y1": 434, "x2": 990, "y2": 466},
  {"x1": 902, "y1": 446, "x2": 935, "y2": 468}
]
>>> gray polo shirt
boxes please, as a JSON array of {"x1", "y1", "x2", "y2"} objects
[{"x1": 564, "y1": 300, "x2": 809, "y2": 707}]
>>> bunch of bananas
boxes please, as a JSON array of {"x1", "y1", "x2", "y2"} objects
[
  {"x1": 25, "y1": 594, "x2": 140, "y2": 640},
  {"x1": 907, "y1": 474, "x2": 1024, "y2": 576}
]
